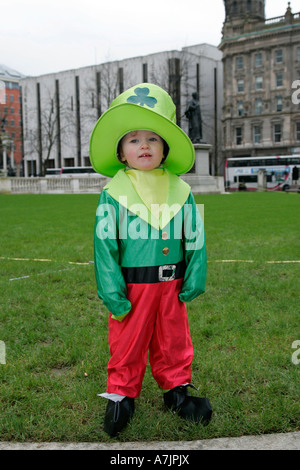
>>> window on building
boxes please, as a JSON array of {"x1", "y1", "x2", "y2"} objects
[
  {"x1": 118, "y1": 68, "x2": 124, "y2": 94},
  {"x1": 274, "y1": 124, "x2": 281, "y2": 143},
  {"x1": 10, "y1": 94, "x2": 14, "y2": 102},
  {"x1": 75, "y1": 76, "x2": 81, "y2": 163},
  {"x1": 253, "y1": 125, "x2": 261, "y2": 144},
  {"x1": 255, "y1": 76, "x2": 263, "y2": 90},
  {"x1": 276, "y1": 96, "x2": 283, "y2": 112},
  {"x1": 64, "y1": 158, "x2": 75, "y2": 167},
  {"x1": 237, "y1": 79, "x2": 244, "y2": 92},
  {"x1": 237, "y1": 101, "x2": 244, "y2": 116},
  {"x1": 168, "y1": 58, "x2": 181, "y2": 126},
  {"x1": 236, "y1": 127, "x2": 242, "y2": 145},
  {"x1": 236, "y1": 57, "x2": 244, "y2": 70},
  {"x1": 276, "y1": 73, "x2": 283, "y2": 87},
  {"x1": 297, "y1": 72, "x2": 300, "y2": 109},
  {"x1": 255, "y1": 98, "x2": 263, "y2": 114},
  {"x1": 196, "y1": 64, "x2": 200, "y2": 95},
  {"x1": 296, "y1": 122, "x2": 300, "y2": 141},
  {"x1": 143, "y1": 63, "x2": 148, "y2": 83},
  {"x1": 275, "y1": 49, "x2": 283, "y2": 64},
  {"x1": 297, "y1": 47, "x2": 300, "y2": 61},
  {"x1": 96, "y1": 71, "x2": 101, "y2": 116},
  {"x1": 254, "y1": 53, "x2": 262, "y2": 67},
  {"x1": 84, "y1": 156, "x2": 91, "y2": 166}
]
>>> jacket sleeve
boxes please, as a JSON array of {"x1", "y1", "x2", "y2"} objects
[
  {"x1": 94, "y1": 190, "x2": 131, "y2": 317},
  {"x1": 179, "y1": 192, "x2": 207, "y2": 302}
]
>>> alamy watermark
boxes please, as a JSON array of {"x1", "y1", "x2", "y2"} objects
[
  {"x1": 292, "y1": 80, "x2": 300, "y2": 105},
  {"x1": 291, "y1": 340, "x2": 300, "y2": 365},
  {"x1": 95, "y1": 200, "x2": 204, "y2": 251},
  {"x1": 0, "y1": 340, "x2": 5, "y2": 364}
]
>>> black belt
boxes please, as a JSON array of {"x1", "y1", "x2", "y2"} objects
[{"x1": 122, "y1": 260, "x2": 185, "y2": 284}]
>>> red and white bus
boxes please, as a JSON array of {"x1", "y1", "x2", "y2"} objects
[{"x1": 225, "y1": 155, "x2": 300, "y2": 191}]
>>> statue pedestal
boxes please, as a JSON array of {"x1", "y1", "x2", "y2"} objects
[
  {"x1": 194, "y1": 143, "x2": 211, "y2": 176},
  {"x1": 181, "y1": 143, "x2": 225, "y2": 194}
]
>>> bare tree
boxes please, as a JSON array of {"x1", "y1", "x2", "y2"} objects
[
  {"x1": 100, "y1": 60, "x2": 120, "y2": 111},
  {"x1": 27, "y1": 88, "x2": 74, "y2": 176}
]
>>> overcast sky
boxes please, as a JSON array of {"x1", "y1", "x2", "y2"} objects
[{"x1": 0, "y1": 0, "x2": 297, "y2": 77}]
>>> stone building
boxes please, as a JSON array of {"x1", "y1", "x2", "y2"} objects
[
  {"x1": 220, "y1": 0, "x2": 300, "y2": 161},
  {"x1": 20, "y1": 45, "x2": 222, "y2": 177}
]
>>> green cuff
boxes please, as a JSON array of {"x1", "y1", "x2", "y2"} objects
[{"x1": 111, "y1": 311, "x2": 130, "y2": 322}]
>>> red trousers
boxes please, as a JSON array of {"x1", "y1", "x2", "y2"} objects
[{"x1": 107, "y1": 279, "x2": 193, "y2": 398}]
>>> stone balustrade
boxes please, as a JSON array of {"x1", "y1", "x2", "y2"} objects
[
  {"x1": 0, "y1": 146, "x2": 225, "y2": 195},
  {"x1": 0, "y1": 177, "x2": 109, "y2": 194}
]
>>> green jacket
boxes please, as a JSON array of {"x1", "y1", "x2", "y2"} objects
[{"x1": 94, "y1": 169, "x2": 206, "y2": 317}]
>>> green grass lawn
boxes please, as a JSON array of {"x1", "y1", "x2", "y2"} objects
[{"x1": 0, "y1": 191, "x2": 299, "y2": 442}]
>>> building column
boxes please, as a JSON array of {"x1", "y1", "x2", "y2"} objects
[
  {"x1": 10, "y1": 147, "x2": 14, "y2": 168},
  {"x1": 2, "y1": 146, "x2": 7, "y2": 174}
]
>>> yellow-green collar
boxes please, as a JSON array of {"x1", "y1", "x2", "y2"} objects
[{"x1": 104, "y1": 168, "x2": 190, "y2": 230}]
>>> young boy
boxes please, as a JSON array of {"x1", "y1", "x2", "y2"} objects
[{"x1": 89, "y1": 83, "x2": 212, "y2": 437}]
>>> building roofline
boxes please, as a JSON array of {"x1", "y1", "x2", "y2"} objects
[
  {"x1": 18, "y1": 43, "x2": 221, "y2": 80},
  {"x1": 219, "y1": 21, "x2": 300, "y2": 48},
  {"x1": 0, "y1": 64, "x2": 26, "y2": 81}
]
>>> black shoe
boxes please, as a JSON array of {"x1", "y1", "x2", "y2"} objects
[
  {"x1": 104, "y1": 397, "x2": 135, "y2": 437},
  {"x1": 164, "y1": 384, "x2": 212, "y2": 425}
]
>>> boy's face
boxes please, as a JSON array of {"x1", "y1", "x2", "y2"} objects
[{"x1": 119, "y1": 130, "x2": 165, "y2": 171}]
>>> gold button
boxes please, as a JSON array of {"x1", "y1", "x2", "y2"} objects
[
  {"x1": 162, "y1": 231, "x2": 168, "y2": 240},
  {"x1": 162, "y1": 247, "x2": 169, "y2": 255}
]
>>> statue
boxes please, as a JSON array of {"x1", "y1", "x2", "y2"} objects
[{"x1": 185, "y1": 92, "x2": 203, "y2": 143}]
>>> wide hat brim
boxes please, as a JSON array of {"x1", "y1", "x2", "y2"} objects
[{"x1": 89, "y1": 102, "x2": 195, "y2": 177}]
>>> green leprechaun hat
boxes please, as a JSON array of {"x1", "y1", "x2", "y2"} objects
[{"x1": 89, "y1": 83, "x2": 195, "y2": 177}]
